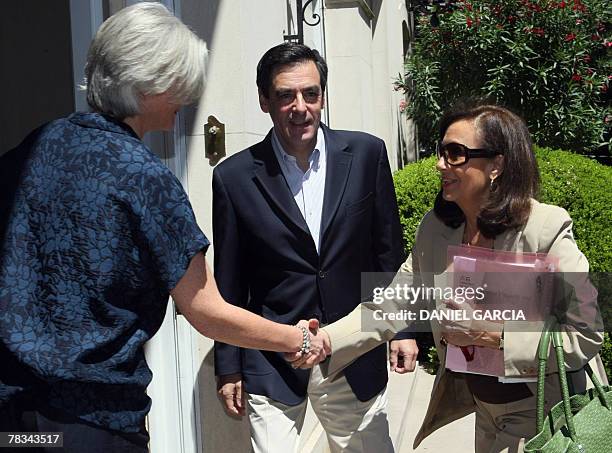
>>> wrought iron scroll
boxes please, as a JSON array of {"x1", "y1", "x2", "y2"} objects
[{"x1": 284, "y1": 0, "x2": 321, "y2": 44}]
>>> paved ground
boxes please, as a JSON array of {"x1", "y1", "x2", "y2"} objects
[{"x1": 387, "y1": 365, "x2": 475, "y2": 453}]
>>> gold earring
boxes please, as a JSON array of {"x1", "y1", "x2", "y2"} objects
[{"x1": 490, "y1": 177, "x2": 498, "y2": 192}]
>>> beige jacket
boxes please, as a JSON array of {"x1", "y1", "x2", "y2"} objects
[{"x1": 321, "y1": 200, "x2": 606, "y2": 448}]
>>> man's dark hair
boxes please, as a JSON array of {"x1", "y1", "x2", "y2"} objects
[
  {"x1": 434, "y1": 100, "x2": 540, "y2": 238},
  {"x1": 256, "y1": 42, "x2": 328, "y2": 98}
]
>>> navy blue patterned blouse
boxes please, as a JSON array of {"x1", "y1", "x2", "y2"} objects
[{"x1": 0, "y1": 113, "x2": 209, "y2": 433}]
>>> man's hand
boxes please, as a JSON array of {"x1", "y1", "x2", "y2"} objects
[
  {"x1": 389, "y1": 339, "x2": 418, "y2": 373},
  {"x1": 284, "y1": 319, "x2": 331, "y2": 368},
  {"x1": 216, "y1": 373, "x2": 245, "y2": 417}
]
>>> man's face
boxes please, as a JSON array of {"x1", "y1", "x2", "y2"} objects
[{"x1": 259, "y1": 60, "x2": 324, "y2": 156}]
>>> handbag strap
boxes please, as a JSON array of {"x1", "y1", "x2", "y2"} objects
[
  {"x1": 551, "y1": 330, "x2": 578, "y2": 441},
  {"x1": 583, "y1": 363, "x2": 610, "y2": 409},
  {"x1": 536, "y1": 317, "x2": 556, "y2": 433},
  {"x1": 536, "y1": 318, "x2": 611, "y2": 436}
]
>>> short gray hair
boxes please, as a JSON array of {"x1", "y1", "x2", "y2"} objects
[{"x1": 85, "y1": 2, "x2": 207, "y2": 119}]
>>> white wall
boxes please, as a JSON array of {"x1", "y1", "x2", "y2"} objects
[{"x1": 324, "y1": 0, "x2": 412, "y2": 170}]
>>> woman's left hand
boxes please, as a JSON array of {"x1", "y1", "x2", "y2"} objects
[
  {"x1": 442, "y1": 329, "x2": 502, "y2": 349},
  {"x1": 439, "y1": 299, "x2": 502, "y2": 349}
]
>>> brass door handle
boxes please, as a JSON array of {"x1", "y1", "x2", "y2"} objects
[{"x1": 205, "y1": 115, "x2": 226, "y2": 165}]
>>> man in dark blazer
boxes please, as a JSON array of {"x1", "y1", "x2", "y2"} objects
[{"x1": 213, "y1": 43, "x2": 417, "y2": 453}]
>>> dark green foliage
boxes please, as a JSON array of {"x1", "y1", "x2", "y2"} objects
[
  {"x1": 536, "y1": 149, "x2": 612, "y2": 338},
  {"x1": 536, "y1": 148, "x2": 612, "y2": 272},
  {"x1": 393, "y1": 155, "x2": 440, "y2": 254},
  {"x1": 397, "y1": 0, "x2": 612, "y2": 154},
  {"x1": 601, "y1": 333, "x2": 612, "y2": 378},
  {"x1": 394, "y1": 147, "x2": 612, "y2": 374}
]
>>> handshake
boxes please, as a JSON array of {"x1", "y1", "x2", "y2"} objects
[
  {"x1": 285, "y1": 319, "x2": 332, "y2": 369},
  {"x1": 216, "y1": 319, "x2": 332, "y2": 417}
]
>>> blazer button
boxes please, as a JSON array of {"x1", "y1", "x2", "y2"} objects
[{"x1": 318, "y1": 270, "x2": 326, "y2": 279}]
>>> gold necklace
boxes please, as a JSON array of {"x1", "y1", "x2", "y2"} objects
[
  {"x1": 462, "y1": 228, "x2": 478, "y2": 246},
  {"x1": 462, "y1": 228, "x2": 493, "y2": 248}
]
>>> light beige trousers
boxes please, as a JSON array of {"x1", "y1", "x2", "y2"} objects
[
  {"x1": 247, "y1": 365, "x2": 394, "y2": 453},
  {"x1": 473, "y1": 394, "x2": 538, "y2": 453}
]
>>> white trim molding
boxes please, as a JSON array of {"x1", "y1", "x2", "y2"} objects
[{"x1": 324, "y1": 0, "x2": 375, "y2": 18}]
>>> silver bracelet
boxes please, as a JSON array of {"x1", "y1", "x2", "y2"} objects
[{"x1": 297, "y1": 325, "x2": 311, "y2": 355}]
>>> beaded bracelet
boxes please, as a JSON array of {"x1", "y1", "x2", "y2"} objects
[{"x1": 297, "y1": 325, "x2": 311, "y2": 355}]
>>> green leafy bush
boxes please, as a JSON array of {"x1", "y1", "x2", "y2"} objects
[
  {"x1": 394, "y1": 147, "x2": 612, "y2": 373},
  {"x1": 397, "y1": 0, "x2": 612, "y2": 154},
  {"x1": 393, "y1": 155, "x2": 440, "y2": 254},
  {"x1": 537, "y1": 147, "x2": 612, "y2": 271},
  {"x1": 602, "y1": 333, "x2": 612, "y2": 378}
]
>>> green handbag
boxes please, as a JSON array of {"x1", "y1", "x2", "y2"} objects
[{"x1": 524, "y1": 318, "x2": 612, "y2": 453}]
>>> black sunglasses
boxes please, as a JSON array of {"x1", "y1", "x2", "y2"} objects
[{"x1": 436, "y1": 142, "x2": 502, "y2": 166}]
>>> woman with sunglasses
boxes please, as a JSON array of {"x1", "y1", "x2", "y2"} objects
[
  {"x1": 308, "y1": 101, "x2": 607, "y2": 453},
  {"x1": 409, "y1": 102, "x2": 607, "y2": 452}
]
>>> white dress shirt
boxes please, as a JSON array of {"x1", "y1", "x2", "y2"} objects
[{"x1": 271, "y1": 128, "x2": 327, "y2": 253}]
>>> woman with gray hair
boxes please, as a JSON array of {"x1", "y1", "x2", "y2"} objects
[
  {"x1": 84, "y1": 1, "x2": 206, "y2": 131},
  {"x1": 0, "y1": 3, "x2": 326, "y2": 452}
]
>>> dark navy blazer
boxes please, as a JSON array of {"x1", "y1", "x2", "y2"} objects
[{"x1": 212, "y1": 125, "x2": 407, "y2": 405}]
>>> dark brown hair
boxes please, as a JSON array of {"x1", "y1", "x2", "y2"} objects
[
  {"x1": 256, "y1": 43, "x2": 328, "y2": 98},
  {"x1": 434, "y1": 101, "x2": 540, "y2": 237}
]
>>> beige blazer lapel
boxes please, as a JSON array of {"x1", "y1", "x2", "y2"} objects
[
  {"x1": 435, "y1": 222, "x2": 464, "y2": 272},
  {"x1": 494, "y1": 225, "x2": 522, "y2": 252}
]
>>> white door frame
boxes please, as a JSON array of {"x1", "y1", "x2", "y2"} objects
[{"x1": 69, "y1": 2, "x2": 202, "y2": 452}]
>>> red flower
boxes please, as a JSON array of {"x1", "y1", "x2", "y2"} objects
[
  {"x1": 558, "y1": 1, "x2": 566, "y2": 7},
  {"x1": 583, "y1": 55, "x2": 592, "y2": 63},
  {"x1": 564, "y1": 33, "x2": 576, "y2": 42},
  {"x1": 466, "y1": 17, "x2": 473, "y2": 28},
  {"x1": 591, "y1": 34, "x2": 601, "y2": 41},
  {"x1": 572, "y1": 73, "x2": 582, "y2": 82},
  {"x1": 601, "y1": 85, "x2": 609, "y2": 93},
  {"x1": 533, "y1": 27, "x2": 545, "y2": 37},
  {"x1": 572, "y1": 0, "x2": 587, "y2": 12},
  {"x1": 508, "y1": 15, "x2": 517, "y2": 23},
  {"x1": 606, "y1": 42, "x2": 612, "y2": 48}
]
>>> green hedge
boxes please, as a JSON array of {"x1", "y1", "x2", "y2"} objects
[{"x1": 394, "y1": 147, "x2": 612, "y2": 377}]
